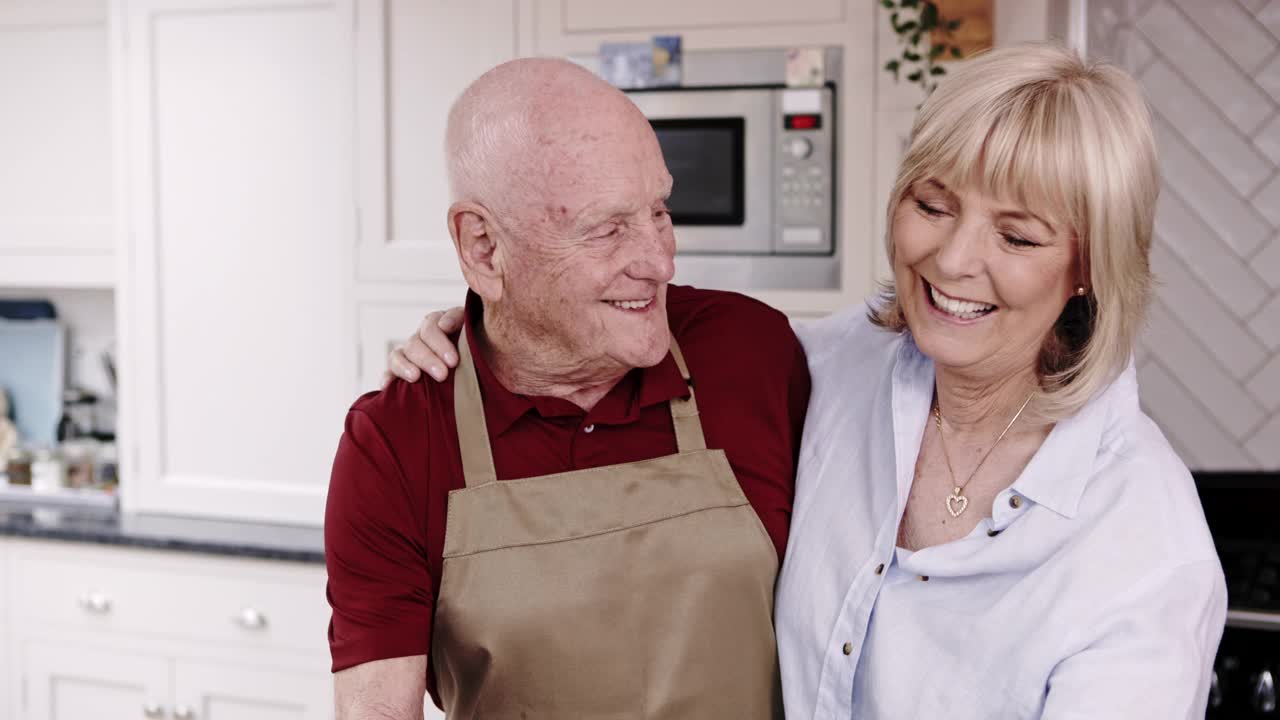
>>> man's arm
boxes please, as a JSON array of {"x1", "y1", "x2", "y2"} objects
[
  {"x1": 335, "y1": 656, "x2": 427, "y2": 720},
  {"x1": 327, "y1": 401, "x2": 436, "y2": 717}
]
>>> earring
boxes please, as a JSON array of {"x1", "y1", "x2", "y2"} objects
[{"x1": 1074, "y1": 285, "x2": 1088, "y2": 297}]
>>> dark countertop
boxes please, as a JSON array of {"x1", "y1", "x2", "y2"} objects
[{"x1": 0, "y1": 502, "x2": 325, "y2": 563}]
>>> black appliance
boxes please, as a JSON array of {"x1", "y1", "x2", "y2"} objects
[{"x1": 1201, "y1": 474, "x2": 1280, "y2": 718}]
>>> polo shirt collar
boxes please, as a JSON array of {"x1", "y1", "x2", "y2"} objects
[{"x1": 462, "y1": 291, "x2": 690, "y2": 436}]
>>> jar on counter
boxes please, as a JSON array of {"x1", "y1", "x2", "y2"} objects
[
  {"x1": 60, "y1": 439, "x2": 98, "y2": 489},
  {"x1": 93, "y1": 442, "x2": 118, "y2": 492},
  {"x1": 5, "y1": 446, "x2": 33, "y2": 486},
  {"x1": 31, "y1": 447, "x2": 67, "y2": 493}
]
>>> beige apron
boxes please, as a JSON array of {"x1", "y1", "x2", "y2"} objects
[{"x1": 431, "y1": 328, "x2": 782, "y2": 719}]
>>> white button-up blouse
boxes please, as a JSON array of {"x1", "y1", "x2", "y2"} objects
[{"x1": 776, "y1": 306, "x2": 1227, "y2": 720}]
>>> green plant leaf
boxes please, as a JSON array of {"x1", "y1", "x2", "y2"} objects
[
  {"x1": 907, "y1": 69, "x2": 923, "y2": 82},
  {"x1": 948, "y1": 19, "x2": 962, "y2": 30},
  {"x1": 930, "y1": 66, "x2": 946, "y2": 75},
  {"x1": 904, "y1": 50, "x2": 921, "y2": 62},
  {"x1": 929, "y1": 44, "x2": 945, "y2": 59},
  {"x1": 902, "y1": 0, "x2": 919, "y2": 7},
  {"x1": 951, "y1": 46, "x2": 963, "y2": 58},
  {"x1": 900, "y1": 20, "x2": 918, "y2": 33},
  {"x1": 910, "y1": 30, "x2": 922, "y2": 45},
  {"x1": 885, "y1": 59, "x2": 900, "y2": 72},
  {"x1": 921, "y1": 3, "x2": 938, "y2": 27},
  {"x1": 881, "y1": 0, "x2": 894, "y2": 7}
]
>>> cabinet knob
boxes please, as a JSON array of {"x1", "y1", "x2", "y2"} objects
[
  {"x1": 233, "y1": 606, "x2": 268, "y2": 630},
  {"x1": 1254, "y1": 669, "x2": 1277, "y2": 714},
  {"x1": 77, "y1": 591, "x2": 112, "y2": 614},
  {"x1": 173, "y1": 705, "x2": 195, "y2": 720},
  {"x1": 141, "y1": 701, "x2": 164, "y2": 718}
]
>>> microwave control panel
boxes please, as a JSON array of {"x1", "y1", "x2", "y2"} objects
[{"x1": 774, "y1": 86, "x2": 835, "y2": 255}]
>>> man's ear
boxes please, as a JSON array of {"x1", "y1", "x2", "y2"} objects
[{"x1": 448, "y1": 202, "x2": 505, "y2": 301}]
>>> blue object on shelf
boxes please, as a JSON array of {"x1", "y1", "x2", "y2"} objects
[
  {"x1": 0, "y1": 300, "x2": 56, "y2": 321},
  {"x1": 0, "y1": 319, "x2": 65, "y2": 447}
]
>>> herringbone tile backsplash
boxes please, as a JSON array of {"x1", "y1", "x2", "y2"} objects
[{"x1": 1090, "y1": 0, "x2": 1280, "y2": 470}]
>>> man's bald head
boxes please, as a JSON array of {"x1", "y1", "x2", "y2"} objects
[{"x1": 445, "y1": 57, "x2": 653, "y2": 219}]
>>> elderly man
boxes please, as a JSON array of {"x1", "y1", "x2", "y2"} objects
[{"x1": 325, "y1": 58, "x2": 809, "y2": 719}]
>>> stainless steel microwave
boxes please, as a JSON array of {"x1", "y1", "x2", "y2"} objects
[{"x1": 580, "y1": 48, "x2": 842, "y2": 291}]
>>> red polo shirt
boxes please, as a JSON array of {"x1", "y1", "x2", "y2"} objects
[{"x1": 325, "y1": 284, "x2": 810, "y2": 705}]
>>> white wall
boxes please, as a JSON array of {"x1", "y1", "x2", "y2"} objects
[{"x1": 1088, "y1": 0, "x2": 1280, "y2": 470}]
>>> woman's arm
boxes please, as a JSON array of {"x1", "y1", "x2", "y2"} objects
[
  {"x1": 385, "y1": 307, "x2": 464, "y2": 385},
  {"x1": 1040, "y1": 558, "x2": 1227, "y2": 719}
]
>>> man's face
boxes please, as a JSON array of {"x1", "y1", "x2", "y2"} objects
[{"x1": 497, "y1": 106, "x2": 677, "y2": 375}]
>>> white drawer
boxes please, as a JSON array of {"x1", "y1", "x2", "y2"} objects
[{"x1": 11, "y1": 541, "x2": 329, "y2": 654}]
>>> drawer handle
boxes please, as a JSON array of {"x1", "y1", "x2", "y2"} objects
[
  {"x1": 174, "y1": 705, "x2": 195, "y2": 720},
  {"x1": 234, "y1": 606, "x2": 268, "y2": 631},
  {"x1": 77, "y1": 591, "x2": 111, "y2": 615},
  {"x1": 142, "y1": 701, "x2": 164, "y2": 718}
]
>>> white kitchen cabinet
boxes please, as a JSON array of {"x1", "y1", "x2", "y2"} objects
[
  {"x1": 0, "y1": 0, "x2": 114, "y2": 288},
  {"x1": 11, "y1": 539, "x2": 330, "y2": 654},
  {"x1": 22, "y1": 641, "x2": 333, "y2": 720},
  {"x1": 560, "y1": 0, "x2": 844, "y2": 33},
  {"x1": 23, "y1": 641, "x2": 168, "y2": 720},
  {"x1": 0, "y1": 542, "x2": 9, "y2": 717},
  {"x1": 174, "y1": 659, "x2": 331, "y2": 720},
  {"x1": 356, "y1": 292, "x2": 468, "y2": 392},
  {"x1": 114, "y1": 0, "x2": 358, "y2": 524},
  {"x1": 354, "y1": 0, "x2": 519, "y2": 284},
  {"x1": 8, "y1": 539, "x2": 333, "y2": 720}
]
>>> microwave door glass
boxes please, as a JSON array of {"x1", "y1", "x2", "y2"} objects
[{"x1": 648, "y1": 117, "x2": 745, "y2": 227}]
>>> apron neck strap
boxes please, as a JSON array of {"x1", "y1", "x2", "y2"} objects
[
  {"x1": 667, "y1": 336, "x2": 707, "y2": 453},
  {"x1": 453, "y1": 329, "x2": 710, "y2": 489},
  {"x1": 454, "y1": 325, "x2": 499, "y2": 488}
]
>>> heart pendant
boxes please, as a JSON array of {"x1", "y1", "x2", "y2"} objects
[{"x1": 946, "y1": 492, "x2": 968, "y2": 518}]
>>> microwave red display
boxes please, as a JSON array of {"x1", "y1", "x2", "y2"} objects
[{"x1": 784, "y1": 114, "x2": 822, "y2": 130}]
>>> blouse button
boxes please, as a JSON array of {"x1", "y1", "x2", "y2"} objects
[
  {"x1": 842, "y1": 642, "x2": 853, "y2": 655},
  {"x1": 874, "y1": 563, "x2": 885, "y2": 575},
  {"x1": 583, "y1": 424, "x2": 595, "y2": 434},
  {"x1": 1009, "y1": 495, "x2": 1023, "y2": 509},
  {"x1": 918, "y1": 575, "x2": 929, "y2": 582}
]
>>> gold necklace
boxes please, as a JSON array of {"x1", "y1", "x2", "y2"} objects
[{"x1": 933, "y1": 392, "x2": 1034, "y2": 518}]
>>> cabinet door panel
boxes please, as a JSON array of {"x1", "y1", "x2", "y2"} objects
[
  {"x1": 357, "y1": 294, "x2": 466, "y2": 391},
  {"x1": 562, "y1": 0, "x2": 844, "y2": 32},
  {"x1": 118, "y1": 0, "x2": 356, "y2": 524},
  {"x1": 355, "y1": 0, "x2": 518, "y2": 282},
  {"x1": 174, "y1": 659, "x2": 331, "y2": 720},
  {"x1": 23, "y1": 640, "x2": 167, "y2": 720},
  {"x1": 0, "y1": 1, "x2": 113, "y2": 287},
  {"x1": 13, "y1": 543, "x2": 329, "y2": 655}
]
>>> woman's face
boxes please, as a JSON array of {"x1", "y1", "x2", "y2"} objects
[{"x1": 893, "y1": 178, "x2": 1079, "y2": 380}]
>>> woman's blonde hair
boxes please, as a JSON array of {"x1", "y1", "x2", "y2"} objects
[{"x1": 871, "y1": 42, "x2": 1159, "y2": 421}]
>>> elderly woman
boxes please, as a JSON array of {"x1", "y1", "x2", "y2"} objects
[{"x1": 385, "y1": 44, "x2": 1225, "y2": 718}]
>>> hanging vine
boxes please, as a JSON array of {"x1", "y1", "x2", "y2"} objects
[{"x1": 881, "y1": 0, "x2": 965, "y2": 96}]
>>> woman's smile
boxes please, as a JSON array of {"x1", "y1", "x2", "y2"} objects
[{"x1": 921, "y1": 278, "x2": 997, "y2": 324}]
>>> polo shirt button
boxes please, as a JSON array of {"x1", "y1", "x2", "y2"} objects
[
  {"x1": 583, "y1": 424, "x2": 595, "y2": 433},
  {"x1": 842, "y1": 642, "x2": 853, "y2": 655},
  {"x1": 1009, "y1": 495, "x2": 1023, "y2": 509},
  {"x1": 875, "y1": 563, "x2": 885, "y2": 575}
]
